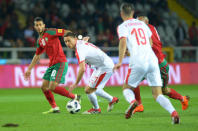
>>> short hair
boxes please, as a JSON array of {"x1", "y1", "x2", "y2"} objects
[
  {"x1": 34, "y1": 17, "x2": 44, "y2": 22},
  {"x1": 120, "y1": 2, "x2": 135, "y2": 16},
  {"x1": 63, "y1": 32, "x2": 77, "y2": 38},
  {"x1": 136, "y1": 13, "x2": 149, "y2": 21},
  {"x1": 136, "y1": 13, "x2": 147, "y2": 18}
]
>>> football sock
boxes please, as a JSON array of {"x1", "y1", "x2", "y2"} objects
[
  {"x1": 167, "y1": 88, "x2": 183, "y2": 101},
  {"x1": 134, "y1": 86, "x2": 142, "y2": 105},
  {"x1": 87, "y1": 93, "x2": 99, "y2": 109},
  {"x1": 43, "y1": 90, "x2": 57, "y2": 108},
  {"x1": 95, "y1": 89, "x2": 113, "y2": 102},
  {"x1": 156, "y1": 94, "x2": 175, "y2": 114},
  {"x1": 123, "y1": 88, "x2": 135, "y2": 103},
  {"x1": 53, "y1": 86, "x2": 75, "y2": 99}
]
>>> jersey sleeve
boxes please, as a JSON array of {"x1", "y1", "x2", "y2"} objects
[
  {"x1": 36, "y1": 46, "x2": 45, "y2": 55},
  {"x1": 35, "y1": 39, "x2": 45, "y2": 55},
  {"x1": 75, "y1": 44, "x2": 86, "y2": 63},
  {"x1": 45, "y1": 28, "x2": 65, "y2": 37},
  {"x1": 153, "y1": 27, "x2": 161, "y2": 41},
  {"x1": 117, "y1": 24, "x2": 128, "y2": 40},
  {"x1": 144, "y1": 24, "x2": 152, "y2": 38}
]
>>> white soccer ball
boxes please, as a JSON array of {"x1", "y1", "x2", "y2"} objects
[{"x1": 66, "y1": 100, "x2": 81, "y2": 114}]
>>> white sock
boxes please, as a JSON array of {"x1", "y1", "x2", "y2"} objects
[
  {"x1": 123, "y1": 88, "x2": 135, "y2": 103},
  {"x1": 95, "y1": 89, "x2": 113, "y2": 102},
  {"x1": 156, "y1": 94, "x2": 175, "y2": 114},
  {"x1": 87, "y1": 93, "x2": 99, "y2": 109}
]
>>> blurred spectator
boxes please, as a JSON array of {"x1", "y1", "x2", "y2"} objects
[
  {"x1": 188, "y1": 21, "x2": 198, "y2": 46},
  {"x1": 175, "y1": 21, "x2": 187, "y2": 46},
  {"x1": 0, "y1": 0, "x2": 195, "y2": 62}
]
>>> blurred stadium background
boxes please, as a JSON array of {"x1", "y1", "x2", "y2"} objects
[
  {"x1": 1, "y1": 0, "x2": 198, "y2": 99},
  {"x1": 0, "y1": 0, "x2": 198, "y2": 88}
]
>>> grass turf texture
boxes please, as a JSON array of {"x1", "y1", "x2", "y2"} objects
[{"x1": 0, "y1": 85, "x2": 197, "y2": 131}]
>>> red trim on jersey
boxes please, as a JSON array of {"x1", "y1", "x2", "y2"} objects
[
  {"x1": 79, "y1": 60, "x2": 85, "y2": 64},
  {"x1": 119, "y1": 36, "x2": 127, "y2": 40},
  {"x1": 126, "y1": 68, "x2": 132, "y2": 84},
  {"x1": 95, "y1": 73, "x2": 107, "y2": 88},
  {"x1": 55, "y1": 63, "x2": 61, "y2": 81},
  {"x1": 57, "y1": 63, "x2": 65, "y2": 83},
  {"x1": 126, "y1": 18, "x2": 134, "y2": 21}
]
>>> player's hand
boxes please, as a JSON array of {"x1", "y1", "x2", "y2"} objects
[
  {"x1": 113, "y1": 63, "x2": 122, "y2": 71},
  {"x1": 83, "y1": 36, "x2": 90, "y2": 42},
  {"x1": 24, "y1": 69, "x2": 31, "y2": 81},
  {"x1": 69, "y1": 84, "x2": 77, "y2": 92}
]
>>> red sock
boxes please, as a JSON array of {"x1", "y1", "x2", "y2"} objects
[
  {"x1": 53, "y1": 86, "x2": 75, "y2": 99},
  {"x1": 167, "y1": 88, "x2": 183, "y2": 101},
  {"x1": 134, "y1": 86, "x2": 142, "y2": 105},
  {"x1": 43, "y1": 90, "x2": 57, "y2": 108}
]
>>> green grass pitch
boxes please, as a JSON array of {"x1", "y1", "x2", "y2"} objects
[{"x1": 0, "y1": 85, "x2": 198, "y2": 131}]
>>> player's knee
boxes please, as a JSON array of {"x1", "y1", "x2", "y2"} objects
[
  {"x1": 85, "y1": 87, "x2": 91, "y2": 94},
  {"x1": 122, "y1": 84, "x2": 131, "y2": 90},
  {"x1": 41, "y1": 86, "x2": 47, "y2": 91},
  {"x1": 162, "y1": 88, "x2": 169, "y2": 95},
  {"x1": 85, "y1": 86, "x2": 96, "y2": 94}
]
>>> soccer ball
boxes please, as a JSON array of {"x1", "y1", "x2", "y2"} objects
[{"x1": 66, "y1": 100, "x2": 81, "y2": 114}]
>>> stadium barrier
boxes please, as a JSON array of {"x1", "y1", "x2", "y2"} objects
[
  {"x1": 0, "y1": 63, "x2": 198, "y2": 88},
  {"x1": 1, "y1": 47, "x2": 198, "y2": 62}
]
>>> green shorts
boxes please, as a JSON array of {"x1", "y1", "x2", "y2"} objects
[
  {"x1": 159, "y1": 59, "x2": 169, "y2": 88},
  {"x1": 43, "y1": 62, "x2": 68, "y2": 84}
]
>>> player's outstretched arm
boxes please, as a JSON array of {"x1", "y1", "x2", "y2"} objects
[
  {"x1": 24, "y1": 54, "x2": 40, "y2": 80},
  {"x1": 114, "y1": 38, "x2": 127, "y2": 70},
  {"x1": 69, "y1": 61, "x2": 86, "y2": 92}
]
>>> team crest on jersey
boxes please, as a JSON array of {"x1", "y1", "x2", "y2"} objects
[
  {"x1": 58, "y1": 29, "x2": 63, "y2": 33},
  {"x1": 41, "y1": 39, "x2": 46, "y2": 46},
  {"x1": 45, "y1": 37, "x2": 48, "y2": 42}
]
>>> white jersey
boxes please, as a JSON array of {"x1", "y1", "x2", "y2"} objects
[
  {"x1": 117, "y1": 18, "x2": 157, "y2": 67},
  {"x1": 75, "y1": 40, "x2": 114, "y2": 70}
]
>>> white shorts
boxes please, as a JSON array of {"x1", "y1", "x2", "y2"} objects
[
  {"x1": 125, "y1": 62, "x2": 162, "y2": 88},
  {"x1": 88, "y1": 68, "x2": 113, "y2": 89}
]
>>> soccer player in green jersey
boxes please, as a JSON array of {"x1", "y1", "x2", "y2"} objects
[{"x1": 24, "y1": 17, "x2": 80, "y2": 114}]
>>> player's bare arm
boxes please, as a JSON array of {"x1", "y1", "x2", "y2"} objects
[
  {"x1": 69, "y1": 61, "x2": 86, "y2": 92},
  {"x1": 24, "y1": 54, "x2": 41, "y2": 80},
  {"x1": 114, "y1": 37, "x2": 127, "y2": 70}
]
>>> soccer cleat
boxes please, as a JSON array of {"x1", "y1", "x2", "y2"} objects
[
  {"x1": 181, "y1": 96, "x2": 190, "y2": 110},
  {"x1": 74, "y1": 94, "x2": 81, "y2": 103},
  {"x1": 132, "y1": 104, "x2": 144, "y2": 114},
  {"x1": 42, "y1": 107, "x2": 60, "y2": 114},
  {"x1": 82, "y1": 108, "x2": 101, "y2": 114},
  {"x1": 125, "y1": 100, "x2": 138, "y2": 119},
  {"x1": 171, "y1": 111, "x2": 180, "y2": 124},
  {"x1": 107, "y1": 97, "x2": 119, "y2": 112}
]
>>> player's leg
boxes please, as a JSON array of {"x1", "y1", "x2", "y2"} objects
[
  {"x1": 83, "y1": 86, "x2": 101, "y2": 114},
  {"x1": 151, "y1": 86, "x2": 179, "y2": 124},
  {"x1": 49, "y1": 81, "x2": 76, "y2": 99},
  {"x1": 133, "y1": 85, "x2": 144, "y2": 114},
  {"x1": 94, "y1": 71, "x2": 119, "y2": 112},
  {"x1": 47, "y1": 62, "x2": 79, "y2": 100},
  {"x1": 160, "y1": 60, "x2": 189, "y2": 110},
  {"x1": 41, "y1": 80, "x2": 57, "y2": 109},
  {"x1": 147, "y1": 62, "x2": 179, "y2": 124},
  {"x1": 41, "y1": 68, "x2": 59, "y2": 114},
  {"x1": 123, "y1": 68, "x2": 146, "y2": 119}
]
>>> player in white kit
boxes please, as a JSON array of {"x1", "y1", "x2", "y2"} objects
[
  {"x1": 63, "y1": 32, "x2": 119, "y2": 114},
  {"x1": 114, "y1": 3, "x2": 179, "y2": 124}
]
